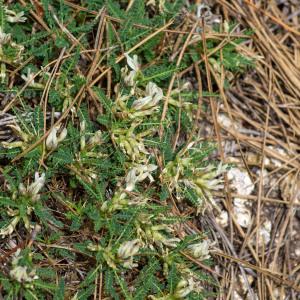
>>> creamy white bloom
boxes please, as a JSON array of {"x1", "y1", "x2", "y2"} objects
[
  {"x1": 122, "y1": 259, "x2": 138, "y2": 269},
  {"x1": 87, "y1": 130, "x2": 102, "y2": 147},
  {"x1": 10, "y1": 266, "x2": 30, "y2": 282},
  {"x1": 125, "y1": 164, "x2": 157, "y2": 191},
  {"x1": 148, "y1": 224, "x2": 181, "y2": 248},
  {"x1": 9, "y1": 250, "x2": 38, "y2": 283},
  {"x1": 146, "y1": 0, "x2": 156, "y2": 6},
  {"x1": 27, "y1": 172, "x2": 46, "y2": 197},
  {"x1": 122, "y1": 66, "x2": 135, "y2": 87},
  {"x1": 0, "y1": 216, "x2": 20, "y2": 238},
  {"x1": 117, "y1": 239, "x2": 141, "y2": 259},
  {"x1": 0, "y1": 62, "x2": 6, "y2": 83},
  {"x1": 79, "y1": 120, "x2": 86, "y2": 150},
  {"x1": 162, "y1": 237, "x2": 181, "y2": 248},
  {"x1": 7, "y1": 124, "x2": 30, "y2": 142},
  {"x1": 146, "y1": 81, "x2": 163, "y2": 103},
  {"x1": 21, "y1": 68, "x2": 39, "y2": 88},
  {"x1": 123, "y1": 53, "x2": 140, "y2": 86},
  {"x1": 174, "y1": 279, "x2": 193, "y2": 298},
  {"x1": 125, "y1": 53, "x2": 139, "y2": 71},
  {"x1": 146, "y1": 0, "x2": 167, "y2": 13},
  {"x1": 6, "y1": 9, "x2": 27, "y2": 23},
  {"x1": 117, "y1": 239, "x2": 141, "y2": 269},
  {"x1": 0, "y1": 27, "x2": 11, "y2": 45},
  {"x1": 46, "y1": 127, "x2": 59, "y2": 150},
  {"x1": 131, "y1": 95, "x2": 152, "y2": 111},
  {"x1": 187, "y1": 240, "x2": 212, "y2": 260},
  {"x1": 46, "y1": 125, "x2": 67, "y2": 151},
  {"x1": 132, "y1": 82, "x2": 163, "y2": 111}
]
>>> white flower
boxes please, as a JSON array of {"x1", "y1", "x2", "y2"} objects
[
  {"x1": 9, "y1": 250, "x2": 38, "y2": 283},
  {"x1": 0, "y1": 216, "x2": 20, "y2": 238},
  {"x1": 125, "y1": 164, "x2": 157, "y2": 191},
  {"x1": 131, "y1": 95, "x2": 152, "y2": 111},
  {"x1": 187, "y1": 240, "x2": 212, "y2": 260},
  {"x1": 123, "y1": 53, "x2": 140, "y2": 86},
  {"x1": 21, "y1": 68, "x2": 44, "y2": 88},
  {"x1": 146, "y1": 81, "x2": 163, "y2": 102},
  {"x1": 175, "y1": 270, "x2": 203, "y2": 297},
  {"x1": 7, "y1": 123, "x2": 30, "y2": 142},
  {"x1": 21, "y1": 68, "x2": 36, "y2": 87},
  {"x1": 125, "y1": 53, "x2": 139, "y2": 71},
  {"x1": 123, "y1": 67, "x2": 135, "y2": 87},
  {"x1": 162, "y1": 237, "x2": 181, "y2": 248},
  {"x1": 5, "y1": 9, "x2": 27, "y2": 23},
  {"x1": 87, "y1": 243, "x2": 102, "y2": 252},
  {"x1": 10, "y1": 266, "x2": 30, "y2": 282},
  {"x1": 0, "y1": 27, "x2": 11, "y2": 45},
  {"x1": 148, "y1": 225, "x2": 181, "y2": 248},
  {"x1": 146, "y1": 0, "x2": 167, "y2": 13},
  {"x1": 79, "y1": 120, "x2": 86, "y2": 150},
  {"x1": 132, "y1": 82, "x2": 163, "y2": 111},
  {"x1": 117, "y1": 239, "x2": 141, "y2": 269},
  {"x1": 0, "y1": 62, "x2": 6, "y2": 83},
  {"x1": 46, "y1": 125, "x2": 67, "y2": 151},
  {"x1": 122, "y1": 259, "x2": 138, "y2": 269},
  {"x1": 117, "y1": 239, "x2": 141, "y2": 259},
  {"x1": 87, "y1": 130, "x2": 102, "y2": 147},
  {"x1": 174, "y1": 279, "x2": 193, "y2": 298},
  {"x1": 113, "y1": 126, "x2": 150, "y2": 162},
  {"x1": 27, "y1": 172, "x2": 46, "y2": 197},
  {"x1": 146, "y1": 0, "x2": 156, "y2": 6}
]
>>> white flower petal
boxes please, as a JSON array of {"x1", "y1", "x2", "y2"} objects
[
  {"x1": 118, "y1": 239, "x2": 140, "y2": 259},
  {"x1": 57, "y1": 128, "x2": 68, "y2": 142},
  {"x1": 46, "y1": 127, "x2": 58, "y2": 150},
  {"x1": 125, "y1": 53, "x2": 139, "y2": 71},
  {"x1": 132, "y1": 96, "x2": 152, "y2": 110},
  {"x1": 28, "y1": 172, "x2": 45, "y2": 196}
]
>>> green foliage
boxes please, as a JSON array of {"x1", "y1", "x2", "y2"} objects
[{"x1": 0, "y1": 0, "x2": 252, "y2": 298}]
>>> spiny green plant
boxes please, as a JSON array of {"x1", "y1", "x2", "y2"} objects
[{"x1": 0, "y1": 1, "x2": 252, "y2": 299}]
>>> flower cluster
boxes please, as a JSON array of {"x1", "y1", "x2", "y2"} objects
[
  {"x1": 187, "y1": 239, "x2": 214, "y2": 260},
  {"x1": 9, "y1": 250, "x2": 38, "y2": 285},
  {"x1": 112, "y1": 124, "x2": 150, "y2": 162},
  {"x1": 21, "y1": 68, "x2": 44, "y2": 89},
  {"x1": 5, "y1": 8, "x2": 27, "y2": 23},
  {"x1": 125, "y1": 163, "x2": 157, "y2": 191},
  {"x1": 113, "y1": 83, "x2": 163, "y2": 120},
  {"x1": 1, "y1": 123, "x2": 32, "y2": 150},
  {"x1": 0, "y1": 172, "x2": 45, "y2": 238},
  {"x1": 135, "y1": 214, "x2": 180, "y2": 249},
  {"x1": 122, "y1": 54, "x2": 140, "y2": 87},
  {"x1": 88, "y1": 239, "x2": 142, "y2": 270},
  {"x1": 162, "y1": 142, "x2": 226, "y2": 213},
  {"x1": 46, "y1": 124, "x2": 68, "y2": 151},
  {"x1": 149, "y1": 270, "x2": 203, "y2": 299},
  {"x1": 101, "y1": 162, "x2": 157, "y2": 214}
]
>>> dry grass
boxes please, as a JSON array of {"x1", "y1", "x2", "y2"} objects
[{"x1": 204, "y1": 1, "x2": 300, "y2": 299}]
